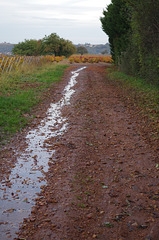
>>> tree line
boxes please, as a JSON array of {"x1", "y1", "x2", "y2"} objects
[
  {"x1": 12, "y1": 33, "x2": 77, "y2": 57},
  {"x1": 100, "y1": 0, "x2": 159, "y2": 85}
]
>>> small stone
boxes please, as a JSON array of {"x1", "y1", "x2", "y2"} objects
[
  {"x1": 29, "y1": 217, "x2": 36, "y2": 222},
  {"x1": 132, "y1": 222, "x2": 138, "y2": 227},
  {"x1": 93, "y1": 234, "x2": 97, "y2": 238},
  {"x1": 87, "y1": 213, "x2": 93, "y2": 219},
  {"x1": 100, "y1": 211, "x2": 104, "y2": 215},
  {"x1": 138, "y1": 225, "x2": 148, "y2": 229},
  {"x1": 103, "y1": 222, "x2": 114, "y2": 228},
  {"x1": 43, "y1": 219, "x2": 51, "y2": 222}
]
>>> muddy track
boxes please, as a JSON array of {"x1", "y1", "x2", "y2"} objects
[{"x1": 0, "y1": 64, "x2": 159, "y2": 240}]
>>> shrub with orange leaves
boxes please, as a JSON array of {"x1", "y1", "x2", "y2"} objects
[
  {"x1": 55, "y1": 56, "x2": 64, "y2": 62},
  {"x1": 68, "y1": 55, "x2": 113, "y2": 64}
]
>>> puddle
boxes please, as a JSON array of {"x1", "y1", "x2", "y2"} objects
[{"x1": 0, "y1": 66, "x2": 87, "y2": 239}]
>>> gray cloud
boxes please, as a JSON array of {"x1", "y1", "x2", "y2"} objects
[{"x1": 0, "y1": 0, "x2": 111, "y2": 44}]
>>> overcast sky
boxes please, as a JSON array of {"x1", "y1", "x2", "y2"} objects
[{"x1": 0, "y1": 0, "x2": 111, "y2": 44}]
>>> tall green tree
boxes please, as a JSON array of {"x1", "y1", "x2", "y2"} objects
[
  {"x1": 12, "y1": 39, "x2": 39, "y2": 56},
  {"x1": 41, "y1": 33, "x2": 61, "y2": 56},
  {"x1": 12, "y1": 33, "x2": 76, "y2": 57},
  {"x1": 76, "y1": 46, "x2": 88, "y2": 55},
  {"x1": 100, "y1": 0, "x2": 131, "y2": 63},
  {"x1": 59, "y1": 39, "x2": 76, "y2": 57},
  {"x1": 101, "y1": 0, "x2": 159, "y2": 84}
]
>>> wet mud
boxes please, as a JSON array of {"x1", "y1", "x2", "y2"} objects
[
  {"x1": 0, "y1": 64, "x2": 159, "y2": 240},
  {"x1": 0, "y1": 66, "x2": 86, "y2": 239}
]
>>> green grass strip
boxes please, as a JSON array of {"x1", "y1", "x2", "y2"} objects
[
  {"x1": 0, "y1": 63, "x2": 69, "y2": 143},
  {"x1": 108, "y1": 69, "x2": 159, "y2": 139}
]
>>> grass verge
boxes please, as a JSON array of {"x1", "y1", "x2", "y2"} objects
[
  {"x1": 107, "y1": 68, "x2": 159, "y2": 142},
  {"x1": 0, "y1": 63, "x2": 69, "y2": 144}
]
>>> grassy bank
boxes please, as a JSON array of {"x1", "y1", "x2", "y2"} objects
[
  {"x1": 0, "y1": 63, "x2": 69, "y2": 143},
  {"x1": 108, "y1": 68, "x2": 159, "y2": 141}
]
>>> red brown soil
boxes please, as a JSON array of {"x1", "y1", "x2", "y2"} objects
[{"x1": 1, "y1": 64, "x2": 159, "y2": 240}]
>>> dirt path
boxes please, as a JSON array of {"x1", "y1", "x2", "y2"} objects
[{"x1": 1, "y1": 64, "x2": 159, "y2": 240}]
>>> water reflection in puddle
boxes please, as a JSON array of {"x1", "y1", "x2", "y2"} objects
[{"x1": 0, "y1": 66, "x2": 87, "y2": 239}]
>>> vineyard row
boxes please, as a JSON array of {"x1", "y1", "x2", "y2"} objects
[
  {"x1": 0, "y1": 55, "x2": 64, "y2": 74},
  {"x1": 0, "y1": 54, "x2": 113, "y2": 75}
]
